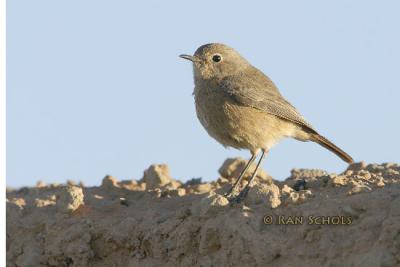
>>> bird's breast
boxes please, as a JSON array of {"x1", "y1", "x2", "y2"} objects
[{"x1": 193, "y1": 85, "x2": 295, "y2": 152}]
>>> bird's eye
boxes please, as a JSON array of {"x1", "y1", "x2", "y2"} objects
[{"x1": 212, "y1": 54, "x2": 222, "y2": 62}]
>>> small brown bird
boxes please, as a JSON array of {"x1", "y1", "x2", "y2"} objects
[{"x1": 180, "y1": 43, "x2": 353, "y2": 203}]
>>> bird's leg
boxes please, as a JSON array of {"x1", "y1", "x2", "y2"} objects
[
  {"x1": 230, "y1": 149, "x2": 267, "y2": 204},
  {"x1": 224, "y1": 152, "x2": 258, "y2": 199}
]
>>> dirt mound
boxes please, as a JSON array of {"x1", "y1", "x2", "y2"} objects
[{"x1": 6, "y1": 159, "x2": 400, "y2": 266}]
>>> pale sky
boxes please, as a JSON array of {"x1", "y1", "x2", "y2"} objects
[{"x1": 7, "y1": 0, "x2": 400, "y2": 187}]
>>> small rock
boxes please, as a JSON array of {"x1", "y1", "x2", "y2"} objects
[
  {"x1": 219, "y1": 158, "x2": 243, "y2": 179},
  {"x1": 290, "y1": 169, "x2": 328, "y2": 179},
  {"x1": 281, "y1": 184, "x2": 294, "y2": 195},
  {"x1": 245, "y1": 183, "x2": 281, "y2": 208},
  {"x1": 330, "y1": 175, "x2": 348, "y2": 186},
  {"x1": 141, "y1": 164, "x2": 180, "y2": 190},
  {"x1": 7, "y1": 198, "x2": 26, "y2": 209},
  {"x1": 163, "y1": 180, "x2": 182, "y2": 191},
  {"x1": 161, "y1": 188, "x2": 186, "y2": 197},
  {"x1": 192, "y1": 192, "x2": 229, "y2": 217},
  {"x1": 176, "y1": 188, "x2": 186, "y2": 196},
  {"x1": 101, "y1": 175, "x2": 120, "y2": 189},
  {"x1": 67, "y1": 180, "x2": 77, "y2": 186},
  {"x1": 218, "y1": 158, "x2": 271, "y2": 183},
  {"x1": 36, "y1": 181, "x2": 47, "y2": 188},
  {"x1": 34, "y1": 196, "x2": 56, "y2": 207},
  {"x1": 151, "y1": 188, "x2": 162, "y2": 198},
  {"x1": 346, "y1": 161, "x2": 367, "y2": 172},
  {"x1": 347, "y1": 181, "x2": 371, "y2": 195},
  {"x1": 119, "y1": 180, "x2": 139, "y2": 191},
  {"x1": 377, "y1": 177, "x2": 385, "y2": 187},
  {"x1": 356, "y1": 170, "x2": 372, "y2": 180},
  {"x1": 285, "y1": 190, "x2": 313, "y2": 205},
  {"x1": 193, "y1": 183, "x2": 212, "y2": 194},
  {"x1": 56, "y1": 185, "x2": 84, "y2": 213}
]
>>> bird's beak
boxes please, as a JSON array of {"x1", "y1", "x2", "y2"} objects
[{"x1": 179, "y1": 54, "x2": 198, "y2": 62}]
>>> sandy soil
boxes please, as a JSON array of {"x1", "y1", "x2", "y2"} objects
[{"x1": 6, "y1": 158, "x2": 400, "y2": 267}]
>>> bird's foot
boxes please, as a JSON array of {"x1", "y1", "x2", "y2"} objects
[
  {"x1": 224, "y1": 192, "x2": 234, "y2": 199},
  {"x1": 223, "y1": 185, "x2": 239, "y2": 199},
  {"x1": 223, "y1": 190, "x2": 232, "y2": 198},
  {"x1": 228, "y1": 186, "x2": 250, "y2": 204}
]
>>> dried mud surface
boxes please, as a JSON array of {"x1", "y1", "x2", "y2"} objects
[{"x1": 6, "y1": 159, "x2": 400, "y2": 267}]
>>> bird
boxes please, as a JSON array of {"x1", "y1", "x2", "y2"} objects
[{"x1": 179, "y1": 43, "x2": 353, "y2": 203}]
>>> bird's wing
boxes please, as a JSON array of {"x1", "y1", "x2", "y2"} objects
[{"x1": 219, "y1": 67, "x2": 316, "y2": 132}]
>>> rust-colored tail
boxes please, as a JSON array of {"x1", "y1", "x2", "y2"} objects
[{"x1": 311, "y1": 134, "x2": 353, "y2": 164}]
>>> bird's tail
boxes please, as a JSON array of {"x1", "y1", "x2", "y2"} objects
[{"x1": 310, "y1": 134, "x2": 353, "y2": 164}]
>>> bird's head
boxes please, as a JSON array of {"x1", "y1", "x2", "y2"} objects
[{"x1": 180, "y1": 43, "x2": 250, "y2": 81}]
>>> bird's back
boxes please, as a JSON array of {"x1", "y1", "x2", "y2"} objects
[{"x1": 219, "y1": 65, "x2": 316, "y2": 132}]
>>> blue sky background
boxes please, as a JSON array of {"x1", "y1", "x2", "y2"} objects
[{"x1": 7, "y1": 0, "x2": 400, "y2": 187}]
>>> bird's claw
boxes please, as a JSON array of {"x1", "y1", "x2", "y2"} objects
[
  {"x1": 223, "y1": 191, "x2": 236, "y2": 201},
  {"x1": 223, "y1": 185, "x2": 238, "y2": 199},
  {"x1": 228, "y1": 186, "x2": 250, "y2": 204}
]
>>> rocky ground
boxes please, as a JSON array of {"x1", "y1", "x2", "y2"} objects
[{"x1": 6, "y1": 159, "x2": 400, "y2": 267}]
